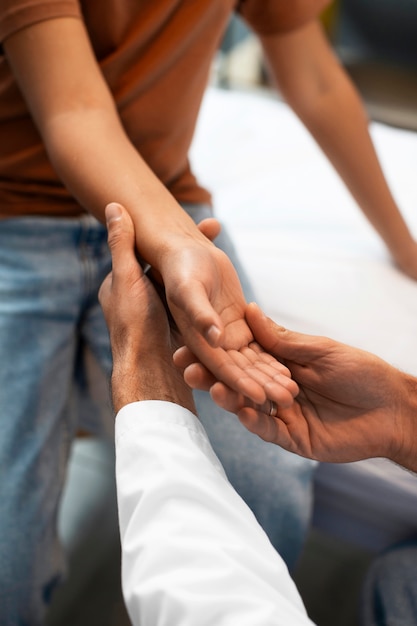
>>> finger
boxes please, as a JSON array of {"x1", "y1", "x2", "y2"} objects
[
  {"x1": 176, "y1": 339, "x2": 298, "y2": 401},
  {"x1": 241, "y1": 343, "x2": 293, "y2": 378},
  {"x1": 105, "y1": 202, "x2": 141, "y2": 283},
  {"x1": 245, "y1": 302, "x2": 321, "y2": 363},
  {"x1": 197, "y1": 218, "x2": 222, "y2": 242},
  {"x1": 210, "y1": 381, "x2": 286, "y2": 443},
  {"x1": 173, "y1": 345, "x2": 198, "y2": 370},
  {"x1": 175, "y1": 339, "x2": 298, "y2": 405},
  {"x1": 210, "y1": 380, "x2": 296, "y2": 422},
  {"x1": 174, "y1": 280, "x2": 224, "y2": 348},
  {"x1": 183, "y1": 362, "x2": 216, "y2": 392},
  {"x1": 210, "y1": 381, "x2": 248, "y2": 414},
  {"x1": 224, "y1": 348, "x2": 298, "y2": 405},
  {"x1": 208, "y1": 356, "x2": 267, "y2": 404},
  {"x1": 175, "y1": 346, "x2": 266, "y2": 398},
  {"x1": 244, "y1": 303, "x2": 287, "y2": 354},
  {"x1": 237, "y1": 406, "x2": 286, "y2": 446},
  {"x1": 98, "y1": 271, "x2": 112, "y2": 309}
]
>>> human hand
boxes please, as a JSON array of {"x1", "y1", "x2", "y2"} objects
[
  {"x1": 391, "y1": 239, "x2": 417, "y2": 281},
  {"x1": 99, "y1": 203, "x2": 195, "y2": 415},
  {"x1": 158, "y1": 218, "x2": 298, "y2": 406},
  {"x1": 176, "y1": 303, "x2": 416, "y2": 466}
]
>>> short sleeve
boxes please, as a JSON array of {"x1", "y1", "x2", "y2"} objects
[
  {"x1": 0, "y1": 0, "x2": 82, "y2": 43},
  {"x1": 237, "y1": 0, "x2": 331, "y2": 35}
]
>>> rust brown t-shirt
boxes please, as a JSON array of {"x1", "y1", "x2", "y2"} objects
[{"x1": 0, "y1": 0, "x2": 328, "y2": 218}]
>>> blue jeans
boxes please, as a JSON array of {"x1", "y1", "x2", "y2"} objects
[
  {"x1": 360, "y1": 539, "x2": 417, "y2": 626},
  {"x1": 0, "y1": 215, "x2": 113, "y2": 625},
  {"x1": 0, "y1": 208, "x2": 315, "y2": 624}
]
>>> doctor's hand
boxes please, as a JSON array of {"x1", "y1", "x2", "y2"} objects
[
  {"x1": 99, "y1": 204, "x2": 195, "y2": 415},
  {"x1": 175, "y1": 303, "x2": 417, "y2": 469}
]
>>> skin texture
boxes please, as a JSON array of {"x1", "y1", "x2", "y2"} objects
[
  {"x1": 99, "y1": 204, "x2": 196, "y2": 415},
  {"x1": 98, "y1": 206, "x2": 298, "y2": 415},
  {"x1": 260, "y1": 20, "x2": 417, "y2": 279},
  {"x1": 3, "y1": 16, "x2": 295, "y2": 405},
  {"x1": 175, "y1": 302, "x2": 417, "y2": 473},
  {"x1": 3, "y1": 14, "x2": 416, "y2": 403}
]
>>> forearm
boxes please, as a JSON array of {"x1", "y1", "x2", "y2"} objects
[
  {"x1": 44, "y1": 108, "x2": 206, "y2": 270},
  {"x1": 285, "y1": 72, "x2": 410, "y2": 251},
  {"x1": 3, "y1": 16, "x2": 207, "y2": 272},
  {"x1": 262, "y1": 22, "x2": 414, "y2": 255}
]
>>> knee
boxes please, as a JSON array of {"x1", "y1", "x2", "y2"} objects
[{"x1": 361, "y1": 540, "x2": 417, "y2": 626}]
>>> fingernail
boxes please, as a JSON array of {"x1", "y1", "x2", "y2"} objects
[
  {"x1": 105, "y1": 203, "x2": 122, "y2": 225},
  {"x1": 205, "y1": 324, "x2": 221, "y2": 346}
]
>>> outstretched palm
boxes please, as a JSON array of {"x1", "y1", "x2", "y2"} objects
[{"x1": 162, "y1": 240, "x2": 298, "y2": 407}]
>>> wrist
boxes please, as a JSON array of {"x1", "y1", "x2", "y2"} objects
[
  {"x1": 111, "y1": 360, "x2": 196, "y2": 417},
  {"x1": 157, "y1": 228, "x2": 214, "y2": 274},
  {"x1": 133, "y1": 199, "x2": 211, "y2": 272},
  {"x1": 389, "y1": 373, "x2": 417, "y2": 473}
]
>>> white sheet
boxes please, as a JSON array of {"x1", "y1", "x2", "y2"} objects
[{"x1": 190, "y1": 86, "x2": 417, "y2": 552}]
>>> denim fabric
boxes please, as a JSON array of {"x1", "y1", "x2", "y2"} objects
[
  {"x1": 360, "y1": 539, "x2": 417, "y2": 626},
  {"x1": 0, "y1": 207, "x2": 315, "y2": 624},
  {"x1": 0, "y1": 215, "x2": 113, "y2": 625}
]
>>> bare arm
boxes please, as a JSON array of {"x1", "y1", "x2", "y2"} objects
[
  {"x1": 3, "y1": 17, "x2": 295, "y2": 404},
  {"x1": 99, "y1": 208, "x2": 296, "y2": 416},
  {"x1": 3, "y1": 17, "x2": 195, "y2": 267},
  {"x1": 260, "y1": 20, "x2": 417, "y2": 279}
]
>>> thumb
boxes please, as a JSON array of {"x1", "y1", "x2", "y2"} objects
[
  {"x1": 170, "y1": 279, "x2": 224, "y2": 348},
  {"x1": 245, "y1": 302, "x2": 313, "y2": 363},
  {"x1": 197, "y1": 218, "x2": 222, "y2": 242},
  {"x1": 105, "y1": 202, "x2": 140, "y2": 281}
]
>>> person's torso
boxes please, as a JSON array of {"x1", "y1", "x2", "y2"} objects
[
  {"x1": 0, "y1": 0, "x2": 328, "y2": 218},
  {"x1": 0, "y1": 0, "x2": 236, "y2": 217}
]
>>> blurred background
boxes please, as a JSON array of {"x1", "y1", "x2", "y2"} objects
[
  {"x1": 47, "y1": 3, "x2": 417, "y2": 625},
  {"x1": 216, "y1": 0, "x2": 417, "y2": 131}
]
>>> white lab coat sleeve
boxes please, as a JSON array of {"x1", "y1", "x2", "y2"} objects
[{"x1": 115, "y1": 400, "x2": 315, "y2": 626}]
